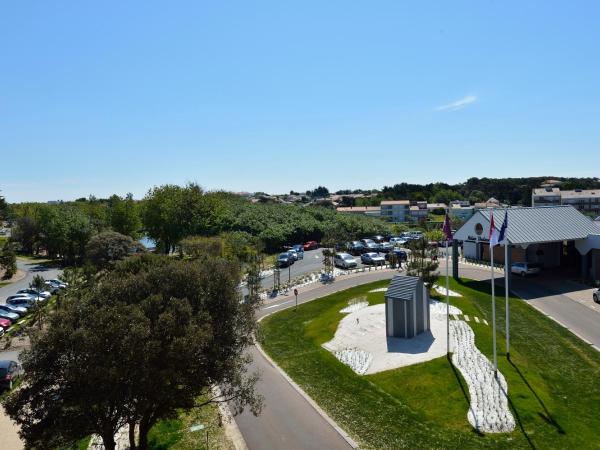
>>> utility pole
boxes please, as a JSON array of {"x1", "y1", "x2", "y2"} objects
[{"x1": 294, "y1": 288, "x2": 298, "y2": 310}]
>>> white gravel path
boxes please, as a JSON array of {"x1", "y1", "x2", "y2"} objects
[
  {"x1": 433, "y1": 284, "x2": 462, "y2": 297},
  {"x1": 340, "y1": 301, "x2": 369, "y2": 314},
  {"x1": 430, "y1": 299, "x2": 462, "y2": 318},
  {"x1": 450, "y1": 320, "x2": 515, "y2": 433}
]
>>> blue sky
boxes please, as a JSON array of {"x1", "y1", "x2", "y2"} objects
[{"x1": 2, "y1": 1, "x2": 599, "y2": 202}]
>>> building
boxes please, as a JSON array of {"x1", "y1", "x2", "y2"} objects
[
  {"x1": 336, "y1": 206, "x2": 381, "y2": 217},
  {"x1": 474, "y1": 197, "x2": 503, "y2": 209},
  {"x1": 532, "y1": 187, "x2": 600, "y2": 215},
  {"x1": 380, "y1": 200, "x2": 410, "y2": 223},
  {"x1": 452, "y1": 206, "x2": 600, "y2": 282},
  {"x1": 385, "y1": 275, "x2": 430, "y2": 339},
  {"x1": 449, "y1": 203, "x2": 475, "y2": 221}
]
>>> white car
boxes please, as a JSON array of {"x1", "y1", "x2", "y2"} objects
[
  {"x1": 48, "y1": 279, "x2": 68, "y2": 288},
  {"x1": 17, "y1": 289, "x2": 51, "y2": 299},
  {"x1": 390, "y1": 237, "x2": 409, "y2": 246},
  {"x1": 510, "y1": 262, "x2": 541, "y2": 277},
  {"x1": 334, "y1": 253, "x2": 358, "y2": 269}
]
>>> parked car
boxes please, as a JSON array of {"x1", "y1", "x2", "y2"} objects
[
  {"x1": 17, "y1": 289, "x2": 51, "y2": 299},
  {"x1": 361, "y1": 252, "x2": 385, "y2": 265},
  {"x1": 0, "y1": 318, "x2": 12, "y2": 329},
  {"x1": 0, "y1": 360, "x2": 23, "y2": 390},
  {"x1": 47, "y1": 279, "x2": 68, "y2": 288},
  {"x1": 346, "y1": 241, "x2": 365, "y2": 255},
  {"x1": 277, "y1": 253, "x2": 294, "y2": 268},
  {"x1": 6, "y1": 294, "x2": 37, "y2": 302},
  {"x1": 593, "y1": 288, "x2": 599, "y2": 303},
  {"x1": 385, "y1": 249, "x2": 408, "y2": 262},
  {"x1": 360, "y1": 239, "x2": 380, "y2": 252},
  {"x1": 379, "y1": 242, "x2": 394, "y2": 253},
  {"x1": 372, "y1": 235, "x2": 385, "y2": 244},
  {"x1": 6, "y1": 297, "x2": 35, "y2": 308},
  {"x1": 511, "y1": 262, "x2": 541, "y2": 277},
  {"x1": 0, "y1": 304, "x2": 25, "y2": 317},
  {"x1": 292, "y1": 244, "x2": 305, "y2": 259},
  {"x1": 287, "y1": 249, "x2": 299, "y2": 261},
  {"x1": 389, "y1": 237, "x2": 409, "y2": 246},
  {"x1": 0, "y1": 309, "x2": 19, "y2": 321},
  {"x1": 334, "y1": 253, "x2": 358, "y2": 269},
  {"x1": 303, "y1": 241, "x2": 318, "y2": 251}
]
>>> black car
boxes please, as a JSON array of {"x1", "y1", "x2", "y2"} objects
[
  {"x1": 346, "y1": 241, "x2": 365, "y2": 255},
  {"x1": 372, "y1": 235, "x2": 385, "y2": 244},
  {"x1": 277, "y1": 253, "x2": 294, "y2": 268},
  {"x1": 385, "y1": 249, "x2": 408, "y2": 262},
  {"x1": 0, "y1": 360, "x2": 22, "y2": 390}
]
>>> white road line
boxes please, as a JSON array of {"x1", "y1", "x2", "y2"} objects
[{"x1": 263, "y1": 300, "x2": 294, "y2": 310}]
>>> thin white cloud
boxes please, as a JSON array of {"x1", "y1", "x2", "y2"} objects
[{"x1": 435, "y1": 95, "x2": 477, "y2": 111}]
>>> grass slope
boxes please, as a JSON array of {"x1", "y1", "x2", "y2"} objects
[{"x1": 260, "y1": 278, "x2": 600, "y2": 449}]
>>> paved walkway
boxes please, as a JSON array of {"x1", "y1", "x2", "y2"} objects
[{"x1": 234, "y1": 269, "x2": 398, "y2": 450}]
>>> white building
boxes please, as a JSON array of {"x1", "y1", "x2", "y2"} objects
[
  {"x1": 532, "y1": 187, "x2": 600, "y2": 215},
  {"x1": 380, "y1": 200, "x2": 410, "y2": 223}
]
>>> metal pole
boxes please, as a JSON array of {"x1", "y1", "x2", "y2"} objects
[
  {"x1": 446, "y1": 240, "x2": 450, "y2": 355},
  {"x1": 288, "y1": 265, "x2": 291, "y2": 283},
  {"x1": 491, "y1": 243, "x2": 497, "y2": 375},
  {"x1": 505, "y1": 242, "x2": 510, "y2": 359}
]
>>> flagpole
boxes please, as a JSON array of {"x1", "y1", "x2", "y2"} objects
[
  {"x1": 490, "y1": 227, "x2": 497, "y2": 376},
  {"x1": 446, "y1": 239, "x2": 450, "y2": 355},
  {"x1": 505, "y1": 240, "x2": 510, "y2": 359}
]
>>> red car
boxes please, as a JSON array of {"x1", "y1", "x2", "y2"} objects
[
  {"x1": 0, "y1": 318, "x2": 12, "y2": 329},
  {"x1": 303, "y1": 241, "x2": 319, "y2": 251}
]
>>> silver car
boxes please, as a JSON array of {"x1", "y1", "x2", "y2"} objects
[
  {"x1": 511, "y1": 262, "x2": 541, "y2": 277},
  {"x1": 361, "y1": 252, "x2": 385, "y2": 265},
  {"x1": 593, "y1": 288, "x2": 599, "y2": 303},
  {"x1": 334, "y1": 253, "x2": 358, "y2": 269}
]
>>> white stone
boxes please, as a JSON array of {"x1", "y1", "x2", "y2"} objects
[
  {"x1": 450, "y1": 320, "x2": 515, "y2": 433},
  {"x1": 433, "y1": 284, "x2": 462, "y2": 297}
]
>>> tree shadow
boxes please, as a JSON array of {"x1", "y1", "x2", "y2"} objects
[
  {"x1": 504, "y1": 386, "x2": 536, "y2": 449},
  {"x1": 508, "y1": 358, "x2": 565, "y2": 435}
]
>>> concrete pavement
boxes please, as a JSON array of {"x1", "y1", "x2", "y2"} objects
[{"x1": 235, "y1": 269, "x2": 398, "y2": 450}]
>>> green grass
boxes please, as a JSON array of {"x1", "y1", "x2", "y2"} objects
[
  {"x1": 260, "y1": 278, "x2": 600, "y2": 449},
  {"x1": 148, "y1": 396, "x2": 233, "y2": 450}
]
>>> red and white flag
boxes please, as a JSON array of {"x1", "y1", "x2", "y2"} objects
[{"x1": 489, "y1": 211, "x2": 500, "y2": 247}]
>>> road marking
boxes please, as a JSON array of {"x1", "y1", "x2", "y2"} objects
[{"x1": 263, "y1": 300, "x2": 294, "y2": 310}]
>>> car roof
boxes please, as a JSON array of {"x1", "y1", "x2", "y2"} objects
[{"x1": 0, "y1": 360, "x2": 14, "y2": 368}]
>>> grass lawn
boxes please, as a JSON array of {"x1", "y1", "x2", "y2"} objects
[
  {"x1": 260, "y1": 278, "x2": 600, "y2": 449},
  {"x1": 148, "y1": 396, "x2": 233, "y2": 450}
]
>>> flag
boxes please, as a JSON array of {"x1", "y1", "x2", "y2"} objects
[
  {"x1": 442, "y1": 213, "x2": 453, "y2": 241},
  {"x1": 498, "y1": 210, "x2": 508, "y2": 245},
  {"x1": 489, "y1": 211, "x2": 500, "y2": 247}
]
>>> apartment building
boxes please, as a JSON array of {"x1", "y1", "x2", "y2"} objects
[
  {"x1": 380, "y1": 200, "x2": 410, "y2": 223},
  {"x1": 532, "y1": 187, "x2": 600, "y2": 215}
]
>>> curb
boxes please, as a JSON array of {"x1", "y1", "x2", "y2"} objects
[
  {"x1": 212, "y1": 386, "x2": 249, "y2": 450},
  {"x1": 253, "y1": 337, "x2": 359, "y2": 449}
]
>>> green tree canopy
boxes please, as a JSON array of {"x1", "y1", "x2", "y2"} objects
[{"x1": 85, "y1": 230, "x2": 145, "y2": 269}]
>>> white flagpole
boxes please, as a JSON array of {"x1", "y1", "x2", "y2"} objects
[
  {"x1": 505, "y1": 241, "x2": 510, "y2": 359},
  {"x1": 446, "y1": 239, "x2": 450, "y2": 355},
  {"x1": 491, "y1": 239, "x2": 497, "y2": 376}
]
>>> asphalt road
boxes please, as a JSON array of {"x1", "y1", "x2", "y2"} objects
[
  {"x1": 234, "y1": 269, "x2": 399, "y2": 450},
  {"x1": 0, "y1": 258, "x2": 62, "y2": 307}
]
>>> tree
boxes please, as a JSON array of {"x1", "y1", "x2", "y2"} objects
[
  {"x1": 0, "y1": 190, "x2": 7, "y2": 220},
  {"x1": 11, "y1": 216, "x2": 40, "y2": 254},
  {"x1": 307, "y1": 186, "x2": 329, "y2": 198},
  {"x1": 109, "y1": 193, "x2": 141, "y2": 238},
  {"x1": 406, "y1": 238, "x2": 439, "y2": 288},
  {"x1": 140, "y1": 184, "x2": 204, "y2": 254},
  {"x1": 0, "y1": 241, "x2": 17, "y2": 279},
  {"x1": 4, "y1": 254, "x2": 262, "y2": 450},
  {"x1": 30, "y1": 274, "x2": 47, "y2": 329},
  {"x1": 85, "y1": 231, "x2": 144, "y2": 269}
]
